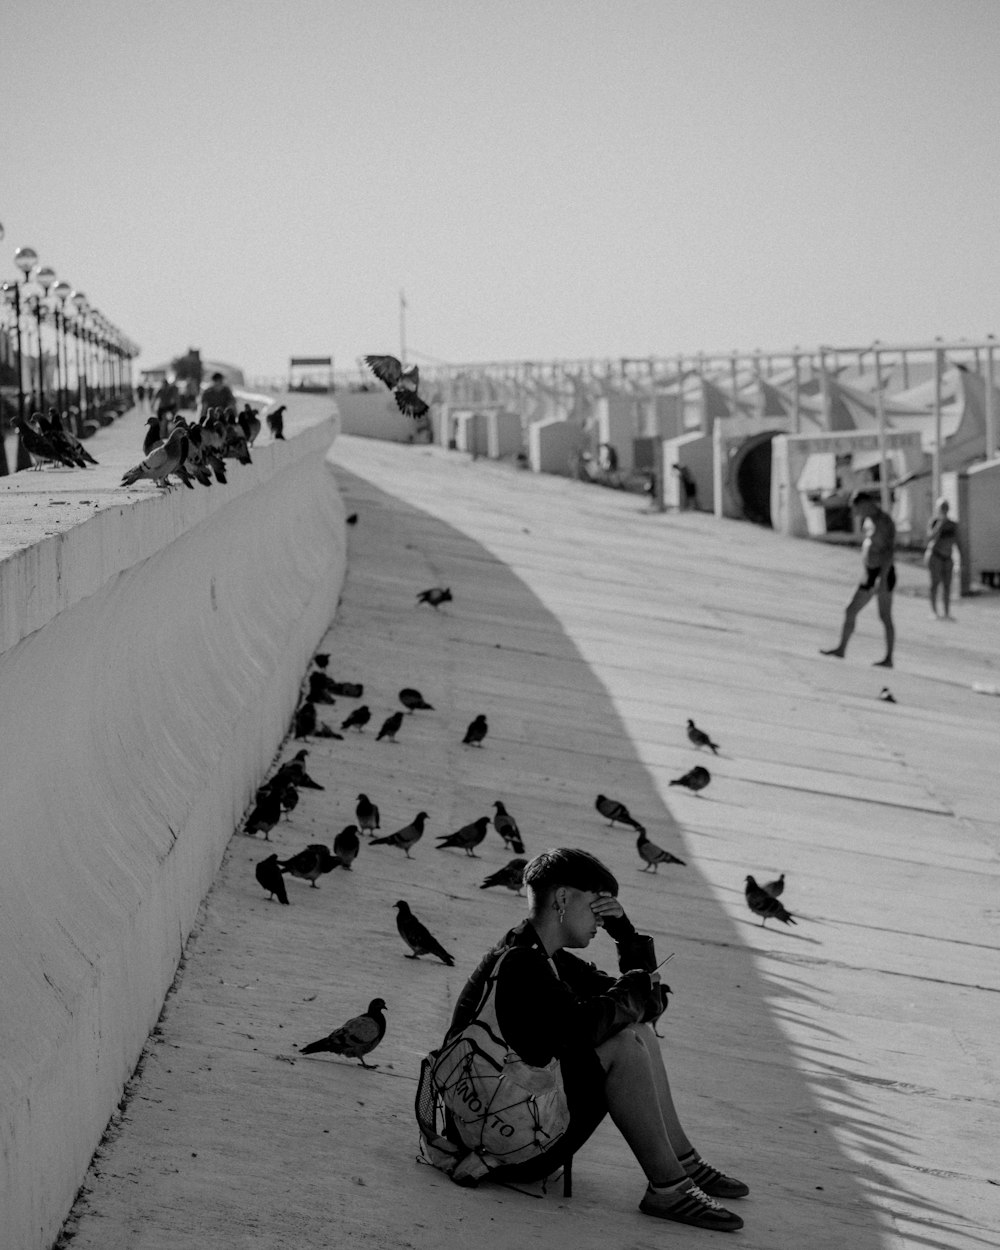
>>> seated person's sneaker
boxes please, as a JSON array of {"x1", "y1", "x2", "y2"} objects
[
  {"x1": 639, "y1": 1178, "x2": 744, "y2": 1232},
  {"x1": 681, "y1": 1150, "x2": 751, "y2": 1199}
]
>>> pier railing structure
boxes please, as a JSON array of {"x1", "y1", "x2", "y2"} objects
[
  {"x1": 334, "y1": 337, "x2": 1000, "y2": 507},
  {"x1": 0, "y1": 235, "x2": 140, "y2": 473}
]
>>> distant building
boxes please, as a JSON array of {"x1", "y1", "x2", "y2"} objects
[{"x1": 288, "y1": 356, "x2": 333, "y2": 393}]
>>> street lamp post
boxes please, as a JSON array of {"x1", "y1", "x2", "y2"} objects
[
  {"x1": 52, "y1": 280, "x2": 73, "y2": 417},
  {"x1": 70, "y1": 291, "x2": 88, "y2": 427},
  {"x1": 31, "y1": 265, "x2": 56, "y2": 411},
  {"x1": 7, "y1": 247, "x2": 40, "y2": 468}
]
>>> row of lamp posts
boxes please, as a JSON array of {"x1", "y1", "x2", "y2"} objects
[{"x1": 1, "y1": 225, "x2": 140, "y2": 473}]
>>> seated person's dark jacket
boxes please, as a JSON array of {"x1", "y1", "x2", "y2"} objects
[{"x1": 445, "y1": 916, "x2": 665, "y2": 1179}]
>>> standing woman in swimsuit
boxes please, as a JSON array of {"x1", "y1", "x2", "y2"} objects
[{"x1": 925, "y1": 498, "x2": 960, "y2": 620}]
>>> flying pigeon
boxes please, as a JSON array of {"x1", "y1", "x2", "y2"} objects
[
  {"x1": 364, "y1": 354, "x2": 429, "y2": 419},
  {"x1": 120, "y1": 426, "x2": 188, "y2": 489},
  {"x1": 416, "y1": 587, "x2": 452, "y2": 609},
  {"x1": 492, "y1": 801, "x2": 525, "y2": 854},
  {"x1": 299, "y1": 998, "x2": 387, "y2": 1067},
  {"x1": 356, "y1": 793, "x2": 380, "y2": 834},
  {"x1": 394, "y1": 901, "x2": 455, "y2": 965},
  {"x1": 341, "y1": 705, "x2": 372, "y2": 733},
  {"x1": 686, "y1": 719, "x2": 720, "y2": 754},
  {"x1": 245, "y1": 788, "x2": 283, "y2": 840},
  {"x1": 255, "y1": 853, "x2": 289, "y2": 904},
  {"x1": 370, "y1": 811, "x2": 428, "y2": 858},
  {"x1": 294, "y1": 700, "x2": 317, "y2": 739},
  {"x1": 332, "y1": 824, "x2": 361, "y2": 870},
  {"x1": 636, "y1": 830, "x2": 687, "y2": 873},
  {"x1": 462, "y1": 714, "x2": 488, "y2": 747},
  {"x1": 745, "y1": 875, "x2": 796, "y2": 926},
  {"x1": 762, "y1": 872, "x2": 785, "y2": 898},
  {"x1": 436, "y1": 816, "x2": 490, "y2": 856},
  {"x1": 277, "y1": 844, "x2": 339, "y2": 887},
  {"x1": 399, "y1": 687, "x2": 434, "y2": 712},
  {"x1": 595, "y1": 794, "x2": 645, "y2": 832},
  {"x1": 669, "y1": 766, "x2": 711, "y2": 794},
  {"x1": 480, "y1": 858, "x2": 528, "y2": 894},
  {"x1": 376, "y1": 710, "x2": 404, "y2": 742}
]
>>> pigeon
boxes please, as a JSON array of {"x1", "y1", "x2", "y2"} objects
[
  {"x1": 436, "y1": 815, "x2": 490, "y2": 857},
  {"x1": 142, "y1": 417, "x2": 163, "y2": 454},
  {"x1": 341, "y1": 705, "x2": 372, "y2": 733},
  {"x1": 294, "y1": 699, "x2": 317, "y2": 739},
  {"x1": 120, "y1": 426, "x2": 188, "y2": 489},
  {"x1": 399, "y1": 687, "x2": 434, "y2": 712},
  {"x1": 595, "y1": 794, "x2": 645, "y2": 833},
  {"x1": 762, "y1": 872, "x2": 785, "y2": 898},
  {"x1": 364, "y1": 354, "x2": 430, "y2": 419},
  {"x1": 745, "y1": 875, "x2": 796, "y2": 926},
  {"x1": 370, "y1": 811, "x2": 428, "y2": 858},
  {"x1": 394, "y1": 901, "x2": 455, "y2": 965},
  {"x1": 878, "y1": 687, "x2": 897, "y2": 703},
  {"x1": 332, "y1": 824, "x2": 361, "y2": 870},
  {"x1": 271, "y1": 750, "x2": 324, "y2": 790},
  {"x1": 313, "y1": 653, "x2": 330, "y2": 669},
  {"x1": 299, "y1": 999, "x2": 387, "y2": 1067},
  {"x1": 14, "y1": 415, "x2": 80, "y2": 469},
  {"x1": 237, "y1": 404, "x2": 262, "y2": 446},
  {"x1": 44, "y1": 409, "x2": 98, "y2": 464},
  {"x1": 308, "y1": 671, "x2": 338, "y2": 704},
  {"x1": 416, "y1": 587, "x2": 452, "y2": 609},
  {"x1": 277, "y1": 844, "x2": 339, "y2": 887},
  {"x1": 492, "y1": 801, "x2": 525, "y2": 854},
  {"x1": 245, "y1": 788, "x2": 283, "y2": 840},
  {"x1": 686, "y1": 719, "x2": 720, "y2": 754},
  {"x1": 636, "y1": 830, "x2": 687, "y2": 873},
  {"x1": 669, "y1": 766, "x2": 711, "y2": 794},
  {"x1": 356, "y1": 793, "x2": 380, "y2": 835},
  {"x1": 255, "y1": 853, "x2": 289, "y2": 904},
  {"x1": 480, "y1": 858, "x2": 528, "y2": 894},
  {"x1": 329, "y1": 681, "x2": 363, "y2": 698},
  {"x1": 462, "y1": 714, "x2": 488, "y2": 747},
  {"x1": 278, "y1": 780, "x2": 300, "y2": 818},
  {"x1": 266, "y1": 405, "x2": 286, "y2": 440},
  {"x1": 346, "y1": 513, "x2": 358, "y2": 525},
  {"x1": 376, "y1": 711, "x2": 404, "y2": 742}
]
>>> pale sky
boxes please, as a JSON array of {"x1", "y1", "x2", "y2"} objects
[{"x1": 3, "y1": 0, "x2": 1000, "y2": 380}]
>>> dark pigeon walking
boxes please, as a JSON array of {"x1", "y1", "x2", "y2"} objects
[
  {"x1": 299, "y1": 999, "x2": 387, "y2": 1067},
  {"x1": 637, "y1": 830, "x2": 687, "y2": 873},
  {"x1": 686, "y1": 719, "x2": 719, "y2": 754},
  {"x1": 255, "y1": 853, "x2": 289, "y2": 904},
  {"x1": 332, "y1": 824, "x2": 361, "y2": 870},
  {"x1": 294, "y1": 699, "x2": 317, "y2": 740},
  {"x1": 370, "y1": 811, "x2": 428, "y2": 858},
  {"x1": 436, "y1": 816, "x2": 490, "y2": 857},
  {"x1": 277, "y1": 844, "x2": 339, "y2": 887},
  {"x1": 394, "y1": 900, "x2": 455, "y2": 965},
  {"x1": 595, "y1": 794, "x2": 644, "y2": 832},
  {"x1": 376, "y1": 711, "x2": 404, "y2": 742},
  {"x1": 745, "y1": 875, "x2": 796, "y2": 926},
  {"x1": 342, "y1": 705, "x2": 371, "y2": 733},
  {"x1": 416, "y1": 587, "x2": 452, "y2": 609},
  {"x1": 462, "y1": 714, "x2": 488, "y2": 747},
  {"x1": 245, "y1": 788, "x2": 283, "y2": 840},
  {"x1": 762, "y1": 873, "x2": 785, "y2": 898},
  {"x1": 480, "y1": 858, "x2": 528, "y2": 894},
  {"x1": 669, "y1": 766, "x2": 711, "y2": 794},
  {"x1": 356, "y1": 793, "x2": 380, "y2": 835},
  {"x1": 399, "y1": 687, "x2": 434, "y2": 712},
  {"x1": 492, "y1": 801, "x2": 525, "y2": 854}
]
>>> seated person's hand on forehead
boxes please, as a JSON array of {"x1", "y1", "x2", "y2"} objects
[{"x1": 590, "y1": 892, "x2": 624, "y2": 924}]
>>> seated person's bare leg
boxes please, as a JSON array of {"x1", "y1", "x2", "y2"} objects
[
  {"x1": 597, "y1": 1025, "x2": 686, "y2": 1186},
  {"x1": 633, "y1": 1023, "x2": 694, "y2": 1157},
  {"x1": 821, "y1": 587, "x2": 872, "y2": 657}
]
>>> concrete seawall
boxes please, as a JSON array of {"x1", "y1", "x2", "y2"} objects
[{"x1": 0, "y1": 402, "x2": 345, "y2": 1249}]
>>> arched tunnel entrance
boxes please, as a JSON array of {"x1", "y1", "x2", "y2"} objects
[{"x1": 734, "y1": 431, "x2": 778, "y2": 526}]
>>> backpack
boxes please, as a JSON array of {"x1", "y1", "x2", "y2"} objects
[{"x1": 415, "y1": 948, "x2": 570, "y2": 1186}]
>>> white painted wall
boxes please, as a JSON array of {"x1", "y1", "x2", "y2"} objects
[
  {"x1": 0, "y1": 416, "x2": 345, "y2": 1250},
  {"x1": 335, "y1": 390, "x2": 423, "y2": 442}
]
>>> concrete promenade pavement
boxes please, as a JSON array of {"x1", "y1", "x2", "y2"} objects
[{"x1": 62, "y1": 435, "x2": 998, "y2": 1250}]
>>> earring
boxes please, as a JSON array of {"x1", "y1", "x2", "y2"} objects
[{"x1": 557, "y1": 905, "x2": 566, "y2": 923}]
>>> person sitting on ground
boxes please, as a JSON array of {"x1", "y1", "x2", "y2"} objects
[
  {"x1": 445, "y1": 848, "x2": 748, "y2": 1232},
  {"x1": 200, "y1": 371, "x2": 237, "y2": 417},
  {"x1": 821, "y1": 489, "x2": 896, "y2": 667},
  {"x1": 925, "y1": 497, "x2": 960, "y2": 620}
]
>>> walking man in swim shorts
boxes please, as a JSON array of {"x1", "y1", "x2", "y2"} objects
[{"x1": 821, "y1": 490, "x2": 896, "y2": 668}]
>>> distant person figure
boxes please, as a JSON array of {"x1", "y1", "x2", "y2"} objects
[
  {"x1": 674, "y1": 463, "x2": 697, "y2": 511},
  {"x1": 599, "y1": 443, "x2": 619, "y2": 473},
  {"x1": 925, "y1": 498, "x2": 959, "y2": 620},
  {"x1": 153, "y1": 377, "x2": 180, "y2": 421},
  {"x1": 200, "y1": 371, "x2": 236, "y2": 417},
  {"x1": 135, "y1": 383, "x2": 146, "y2": 409},
  {"x1": 821, "y1": 491, "x2": 896, "y2": 668}
]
